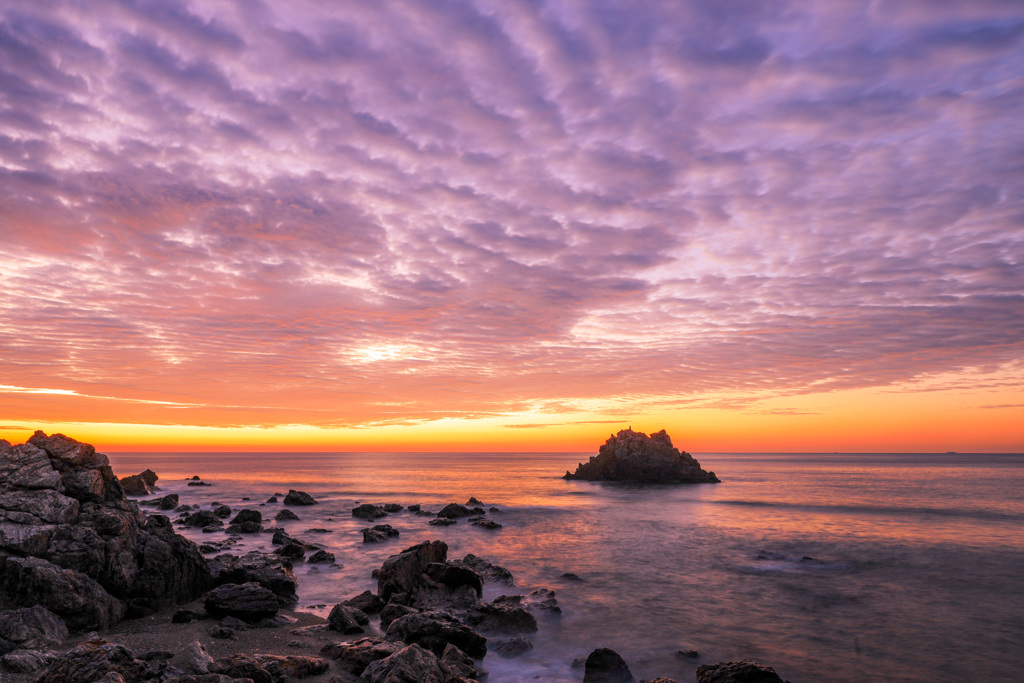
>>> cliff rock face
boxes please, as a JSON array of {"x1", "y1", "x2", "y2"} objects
[
  {"x1": 0, "y1": 432, "x2": 211, "y2": 631},
  {"x1": 564, "y1": 429, "x2": 720, "y2": 484}
]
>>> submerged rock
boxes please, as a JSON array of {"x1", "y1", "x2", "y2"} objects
[
  {"x1": 363, "y1": 524, "x2": 400, "y2": 543},
  {"x1": 564, "y1": 428, "x2": 719, "y2": 484},
  {"x1": 696, "y1": 660, "x2": 791, "y2": 683},
  {"x1": 584, "y1": 647, "x2": 634, "y2": 683},
  {"x1": 353, "y1": 504, "x2": 387, "y2": 519},
  {"x1": 454, "y1": 554, "x2": 514, "y2": 585}
]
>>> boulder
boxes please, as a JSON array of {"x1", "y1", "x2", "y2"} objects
[
  {"x1": 0, "y1": 606, "x2": 68, "y2": 654},
  {"x1": 380, "y1": 603, "x2": 418, "y2": 629},
  {"x1": 472, "y1": 519, "x2": 502, "y2": 529},
  {"x1": 0, "y1": 442, "x2": 62, "y2": 490},
  {"x1": 212, "y1": 505, "x2": 231, "y2": 518},
  {"x1": 344, "y1": 590, "x2": 385, "y2": 614},
  {"x1": 440, "y1": 643, "x2": 484, "y2": 680},
  {"x1": 169, "y1": 640, "x2": 214, "y2": 675},
  {"x1": 229, "y1": 509, "x2": 262, "y2": 525},
  {"x1": 428, "y1": 518, "x2": 457, "y2": 526},
  {"x1": 564, "y1": 429, "x2": 719, "y2": 484},
  {"x1": 306, "y1": 549, "x2": 335, "y2": 564},
  {"x1": 1, "y1": 648, "x2": 59, "y2": 673},
  {"x1": 0, "y1": 555, "x2": 125, "y2": 631},
  {"x1": 492, "y1": 636, "x2": 533, "y2": 658},
  {"x1": 283, "y1": 490, "x2": 317, "y2": 505},
  {"x1": 386, "y1": 610, "x2": 487, "y2": 659},
  {"x1": 275, "y1": 509, "x2": 299, "y2": 521},
  {"x1": 208, "y1": 551, "x2": 298, "y2": 605},
  {"x1": 204, "y1": 582, "x2": 279, "y2": 623},
  {"x1": 208, "y1": 653, "x2": 274, "y2": 683},
  {"x1": 584, "y1": 648, "x2": 634, "y2": 683},
  {"x1": 377, "y1": 540, "x2": 448, "y2": 603},
  {"x1": 383, "y1": 503, "x2": 404, "y2": 512},
  {"x1": 254, "y1": 654, "x2": 329, "y2": 678},
  {"x1": 274, "y1": 543, "x2": 306, "y2": 560},
  {"x1": 35, "y1": 638, "x2": 146, "y2": 683},
  {"x1": 695, "y1": 660, "x2": 791, "y2": 683},
  {"x1": 319, "y1": 637, "x2": 403, "y2": 677},
  {"x1": 184, "y1": 510, "x2": 221, "y2": 528},
  {"x1": 363, "y1": 524, "x2": 400, "y2": 543},
  {"x1": 224, "y1": 521, "x2": 262, "y2": 534},
  {"x1": 118, "y1": 474, "x2": 152, "y2": 496},
  {"x1": 138, "y1": 469, "x2": 159, "y2": 487},
  {"x1": 361, "y1": 643, "x2": 448, "y2": 683},
  {"x1": 464, "y1": 602, "x2": 537, "y2": 634},
  {"x1": 353, "y1": 504, "x2": 387, "y2": 519},
  {"x1": 436, "y1": 504, "x2": 475, "y2": 519},
  {"x1": 327, "y1": 604, "x2": 365, "y2": 635}
]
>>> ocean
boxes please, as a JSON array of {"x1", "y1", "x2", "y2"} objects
[{"x1": 106, "y1": 451, "x2": 1024, "y2": 682}]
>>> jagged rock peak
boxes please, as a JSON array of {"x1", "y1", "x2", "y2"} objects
[{"x1": 563, "y1": 428, "x2": 720, "y2": 484}]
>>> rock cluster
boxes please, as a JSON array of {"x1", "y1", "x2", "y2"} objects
[
  {"x1": 564, "y1": 428, "x2": 720, "y2": 484},
  {"x1": 0, "y1": 432, "x2": 211, "y2": 633}
]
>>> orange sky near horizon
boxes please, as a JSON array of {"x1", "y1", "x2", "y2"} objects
[{"x1": 2, "y1": 2, "x2": 1022, "y2": 455}]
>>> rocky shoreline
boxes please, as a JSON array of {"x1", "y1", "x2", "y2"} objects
[{"x1": 1, "y1": 432, "x2": 788, "y2": 683}]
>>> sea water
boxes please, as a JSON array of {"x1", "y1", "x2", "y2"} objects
[{"x1": 106, "y1": 451, "x2": 1024, "y2": 682}]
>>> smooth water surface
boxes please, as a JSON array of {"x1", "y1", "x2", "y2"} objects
[{"x1": 107, "y1": 451, "x2": 1024, "y2": 682}]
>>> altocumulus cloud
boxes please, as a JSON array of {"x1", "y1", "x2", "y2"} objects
[{"x1": 0, "y1": 0, "x2": 1022, "y2": 427}]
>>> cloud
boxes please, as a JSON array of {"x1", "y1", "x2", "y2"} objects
[{"x1": 0, "y1": 0, "x2": 1022, "y2": 429}]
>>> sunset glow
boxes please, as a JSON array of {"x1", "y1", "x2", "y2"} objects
[{"x1": 1, "y1": 0, "x2": 1022, "y2": 453}]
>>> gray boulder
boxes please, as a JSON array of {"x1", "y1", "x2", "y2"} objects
[
  {"x1": 377, "y1": 540, "x2": 447, "y2": 603},
  {"x1": 208, "y1": 551, "x2": 298, "y2": 605},
  {"x1": 319, "y1": 637, "x2": 403, "y2": 677},
  {"x1": 385, "y1": 610, "x2": 487, "y2": 659},
  {"x1": 0, "y1": 555, "x2": 125, "y2": 631},
  {"x1": 169, "y1": 640, "x2": 214, "y2": 674},
  {"x1": 34, "y1": 638, "x2": 146, "y2": 683},
  {"x1": 583, "y1": 648, "x2": 634, "y2": 683},
  {"x1": 363, "y1": 524, "x2": 400, "y2": 543},
  {"x1": 353, "y1": 504, "x2": 387, "y2": 519},
  {"x1": 0, "y1": 605, "x2": 68, "y2": 654},
  {"x1": 283, "y1": 490, "x2": 317, "y2": 505}
]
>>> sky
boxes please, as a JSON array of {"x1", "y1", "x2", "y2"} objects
[{"x1": 1, "y1": 0, "x2": 1022, "y2": 453}]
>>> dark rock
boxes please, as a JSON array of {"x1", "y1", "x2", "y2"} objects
[
  {"x1": 472, "y1": 519, "x2": 502, "y2": 529},
  {"x1": 695, "y1": 660, "x2": 791, "y2": 683},
  {"x1": 204, "y1": 582, "x2": 279, "y2": 623},
  {"x1": 584, "y1": 648, "x2": 634, "y2": 683},
  {"x1": 464, "y1": 602, "x2": 537, "y2": 634},
  {"x1": 363, "y1": 524, "x2": 400, "y2": 543},
  {"x1": 209, "y1": 626, "x2": 236, "y2": 639},
  {"x1": 382, "y1": 503, "x2": 404, "y2": 512},
  {"x1": 187, "y1": 481, "x2": 211, "y2": 487},
  {"x1": 1, "y1": 649, "x2": 59, "y2": 673},
  {"x1": 0, "y1": 605, "x2": 68, "y2": 654},
  {"x1": 424, "y1": 562, "x2": 483, "y2": 597},
  {"x1": 190, "y1": 475, "x2": 201, "y2": 480},
  {"x1": 454, "y1": 554, "x2": 514, "y2": 585},
  {"x1": 377, "y1": 540, "x2": 448, "y2": 603},
  {"x1": 224, "y1": 521, "x2": 262, "y2": 534},
  {"x1": 440, "y1": 642, "x2": 485, "y2": 680},
  {"x1": 156, "y1": 494, "x2": 180, "y2": 510},
  {"x1": 306, "y1": 549, "x2": 335, "y2": 564},
  {"x1": 184, "y1": 510, "x2": 221, "y2": 528},
  {"x1": 352, "y1": 504, "x2": 387, "y2": 519},
  {"x1": 275, "y1": 509, "x2": 299, "y2": 521},
  {"x1": 361, "y1": 643, "x2": 447, "y2": 683},
  {"x1": 284, "y1": 490, "x2": 317, "y2": 506},
  {"x1": 436, "y1": 503, "x2": 475, "y2": 519},
  {"x1": 266, "y1": 496, "x2": 278, "y2": 503},
  {"x1": 564, "y1": 428, "x2": 719, "y2": 484},
  {"x1": 319, "y1": 637, "x2": 403, "y2": 676},
  {"x1": 305, "y1": 527, "x2": 331, "y2": 533},
  {"x1": 169, "y1": 640, "x2": 214, "y2": 675},
  {"x1": 407, "y1": 504, "x2": 421, "y2": 512},
  {"x1": 172, "y1": 609, "x2": 205, "y2": 624},
  {"x1": 212, "y1": 505, "x2": 231, "y2": 518},
  {"x1": 344, "y1": 590, "x2": 385, "y2": 614},
  {"x1": 254, "y1": 654, "x2": 329, "y2": 678},
  {"x1": 230, "y1": 509, "x2": 261, "y2": 525},
  {"x1": 208, "y1": 653, "x2": 273, "y2": 683},
  {"x1": 429, "y1": 518, "x2": 457, "y2": 526},
  {"x1": 0, "y1": 555, "x2": 124, "y2": 631},
  {"x1": 562, "y1": 572, "x2": 584, "y2": 582},
  {"x1": 379, "y1": 603, "x2": 417, "y2": 629},
  {"x1": 275, "y1": 543, "x2": 306, "y2": 560},
  {"x1": 327, "y1": 604, "x2": 365, "y2": 635},
  {"x1": 119, "y1": 474, "x2": 152, "y2": 496},
  {"x1": 35, "y1": 638, "x2": 146, "y2": 683},
  {"x1": 641, "y1": 679, "x2": 677, "y2": 683},
  {"x1": 465, "y1": 497, "x2": 484, "y2": 506},
  {"x1": 385, "y1": 610, "x2": 487, "y2": 658},
  {"x1": 208, "y1": 551, "x2": 298, "y2": 605},
  {"x1": 492, "y1": 636, "x2": 533, "y2": 658},
  {"x1": 0, "y1": 440, "x2": 62, "y2": 490},
  {"x1": 676, "y1": 649, "x2": 700, "y2": 659}
]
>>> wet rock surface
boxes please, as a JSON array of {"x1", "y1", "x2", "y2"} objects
[
  {"x1": 583, "y1": 647, "x2": 634, "y2": 682},
  {"x1": 564, "y1": 428, "x2": 720, "y2": 484},
  {"x1": 696, "y1": 660, "x2": 791, "y2": 683}
]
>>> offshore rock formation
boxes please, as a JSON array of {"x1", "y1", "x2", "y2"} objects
[
  {"x1": 564, "y1": 428, "x2": 720, "y2": 484},
  {"x1": 0, "y1": 432, "x2": 211, "y2": 632}
]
